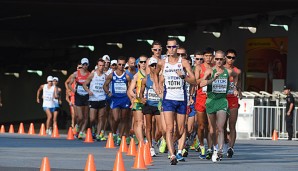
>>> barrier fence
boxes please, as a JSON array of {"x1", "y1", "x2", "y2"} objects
[{"x1": 236, "y1": 104, "x2": 297, "y2": 140}]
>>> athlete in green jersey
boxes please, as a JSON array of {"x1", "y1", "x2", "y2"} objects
[{"x1": 200, "y1": 50, "x2": 238, "y2": 163}]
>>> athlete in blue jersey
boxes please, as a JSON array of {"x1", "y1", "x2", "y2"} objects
[{"x1": 104, "y1": 56, "x2": 131, "y2": 145}]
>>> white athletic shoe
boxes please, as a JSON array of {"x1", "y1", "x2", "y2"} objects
[
  {"x1": 150, "y1": 147, "x2": 157, "y2": 157},
  {"x1": 212, "y1": 149, "x2": 218, "y2": 163}
]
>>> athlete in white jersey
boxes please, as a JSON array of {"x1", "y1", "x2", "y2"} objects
[
  {"x1": 83, "y1": 59, "x2": 107, "y2": 141},
  {"x1": 153, "y1": 39, "x2": 195, "y2": 165},
  {"x1": 37, "y1": 76, "x2": 58, "y2": 135}
]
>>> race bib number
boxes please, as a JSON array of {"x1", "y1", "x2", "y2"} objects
[
  {"x1": 227, "y1": 82, "x2": 235, "y2": 94},
  {"x1": 114, "y1": 82, "x2": 127, "y2": 94},
  {"x1": 202, "y1": 86, "x2": 207, "y2": 93},
  {"x1": 212, "y1": 78, "x2": 227, "y2": 93},
  {"x1": 77, "y1": 85, "x2": 88, "y2": 95},
  {"x1": 43, "y1": 92, "x2": 53, "y2": 101},
  {"x1": 148, "y1": 89, "x2": 159, "y2": 101}
]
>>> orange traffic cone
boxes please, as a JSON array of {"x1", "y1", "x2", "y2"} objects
[
  {"x1": 120, "y1": 136, "x2": 128, "y2": 153},
  {"x1": 51, "y1": 124, "x2": 60, "y2": 138},
  {"x1": 39, "y1": 123, "x2": 46, "y2": 136},
  {"x1": 113, "y1": 150, "x2": 126, "y2": 171},
  {"x1": 84, "y1": 128, "x2": 94, "y2": 143},
  {"x1": 105, "y1": 132, "x2": 116, "y2": 148},
  {"x1": 132, "y1": 141, "x2": 147, "y2": 170},
  {"x1": 28, "y1": 123, "x2": 35, "y2": 135},
  {"x1": 67, "y1": 127, "x2": 75, "y2": 140},
  {"x1": 40, "y1": 157, "x2": 51, "y2": 171},
  {"x1": 18, "y1": 123, "x2": 25, "y2": 134},
  {"x1": 127, "y1": 137, "x2": 137, "y2": 156},
  {"x1": 84, "y1": 154, "x2": 96, "y2": 171},
  {"x1": 272, "y1": 130, "x2": 278, "y2": 141},
  {"x1": 144, "y1": 143, "x2": 153, "y2": 166},
  {"x1": 0, "y1": 125, "x2": 5, "y2": 133},
  {"x1": 9, "y1": 124, "x2": 14, "y2": 133}
]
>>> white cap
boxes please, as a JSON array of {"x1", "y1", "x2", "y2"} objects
[
  {"x1": 53, "y1": 77, "x2": 59, "y2": 82},
  {"x1": 111, "y1": 60, "x2": 117, "y2": 65},
  {"x1": 47, "y1": 76, "x2": 53, "y2": 82},
  {"x1": 102, "y1": 55, "x2": 110, "y2": 61},
  {"x1": 81, "y1": 58, "x2": 89, "y2": 65},
  {"x1": 124, "y1": 63, "x2": 129, "y2": 69},
  {"x1": 149, "y1": 57, "x2": 158, "y2": 65}
]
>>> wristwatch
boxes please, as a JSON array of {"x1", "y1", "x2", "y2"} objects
[{"x1": 180, "y1": 75, "x2": 185, "y2": 79}]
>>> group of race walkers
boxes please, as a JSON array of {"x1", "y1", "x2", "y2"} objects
[{"x1": 37, "y1": 38, "x2": 242, "y2": 165}]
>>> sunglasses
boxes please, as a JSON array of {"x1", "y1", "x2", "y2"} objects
[
  {"x1": 177, "y1": 53, "x2": 187, "y2": 57},
  {"x1": 82, "y1": 63, "x2": 89, "y2": 66},
  {"x1": 111, "y1": 64, "x2": 117, "y2": 66},
  {"x1": 226, "y1": 56, "x2": 236, "y2": 60},
  {"x1": 139, "y1": 61, "x2": 146, "y2": 64},
  {"x1": 48, "y1": 81, "x2": 53, "y2": 83},
  {"x1": 150, "y1": 63, "x2": 157, "y2": 67},
  {"x1": 152, "y1": 48, "x2": 162, "y2": 52},
  {"x1": 166, "y1": 45, "x2": 178, "y2": 49},
  {"x1": 77, "y1": 67, "x2": 82, "y2": 69},
  {"x1": 118, "y1": 64, "x2": 125, "y2": 66},
  {"x1": 196, "y1": 58, "x2": 203, "y2": 61},
  {"x1": 214, "y1": 58, "x2": 224, "y2": 61}
]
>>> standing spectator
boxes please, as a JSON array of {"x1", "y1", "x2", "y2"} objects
[{"x1": 283, "y1": 85, "x2": 295, "y2": 140}]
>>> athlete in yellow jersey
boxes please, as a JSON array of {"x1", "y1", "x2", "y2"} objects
[{"x1": 127, "y1": 55, "x2": 148, "y2": 143}]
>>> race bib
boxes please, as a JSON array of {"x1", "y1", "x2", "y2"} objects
[
  {"x1": 148, "y1": 89, "x2": 160, "y2": 101},
  {"x1": 114, "y1": 82, "x2": 127, "y2": 94},
  {"x1": 212, "y1": 78, "x2": 227, "y2": 93},
  {"x1": 77, "y1": 85, "x2": 88, "y2": 95}
]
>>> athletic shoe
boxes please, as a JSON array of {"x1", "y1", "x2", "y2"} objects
[
  {"x1": 168, "y1": 152, "x2": 171, "y2": 159},
  {"x1": 227, "y1": 147, "x2": 234, "y2": 158},
  {"x1": 78, "y1": 132, "x2": 84, "y2": 139},
  {"x1": 206, "y1": 149, "x2": 212, "y2": 160},
  {"x1": 96, "y1": 134, "x2": 101, "y2": 141},
  {"x1": 46, "y1": 129, "x2": 49, "y2": 135},
  {"x1": 116, "y1": 136, "x2": 121, "y2": 146},
  {"x1": 176, "y1": 153, "x2": 185, "y2": 162},
  {"x1": 217, "y1": 149, "x2": 223, "y2": 161},
  {"x1": 133, "y1": 134, "x2": 139, "y2": 145},
  {"x1": 189, "y1": 139, "x2": 199, "y2": 150},
  {"x1": 99, "y1": 132, "x2": 107, "y2": 141},
  {"x1": 182, "y1": 148, "x2": 188, "y2": 157},
  {"x1": 212, "y1": 149, "x2": 218, "y2": 163},
  {"x1": 126, "y1": 137, "x2": 131, "y2": 145},
  {"x1": 199, "y1": 146, "x2": 206, "y2": 159},
  {"x1": 159, "y1": 138, "x2": 167, "y2": 153},
  {"x1": 48, "y1": 127, "x2": 52, "y2": 136},
  {"x1": 223, "y1": 143, "x2": 228, "y2": 155},
  {"x1": 170, "y1": 155, "x2": 178, "y2": 165},
  {"x1": 150, "y1": 147, "x2": 157, "y2": 157},
  {"x1": 152, "y1": 140, "x2": 159, "y2": 155},
  {"x1": 113, "y1": 134, "x2": 118, "y2": 144}
]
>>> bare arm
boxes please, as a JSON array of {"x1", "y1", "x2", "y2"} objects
[
  {"x1": 103, "y1": 73, "x2": 112, "y2": 97},
  {"x1": 182, "y1": 59, "x2": 196, "y2": 85},
  {"x1": 139, "y1": 77, "x2": 147, "y2": 104},
  {"x1": 127, "y1": 73, "x2": 137, "y2": 101},
  {"x1": 194, "y1": 65, "x2": 203, "y2": 85},
  {"x1": 36, "y1": 84, "x2": 44, "y2": 103},
  {"x1": 67, "y1": 72, "x2": 77, "y2": 93},
  {"x1": 199, "y1": 68, "x2": 213, "y2": 87},
  {"x1": 153, "y1": 60, "x2": 163, "y2": 94},
  {"x1": 83, "y1": 72, "x2": 94, "y2": 96}
]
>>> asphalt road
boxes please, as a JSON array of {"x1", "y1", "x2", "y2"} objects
[{"x1": 0, "y1": 133, "x2": 297, "y2": 171}]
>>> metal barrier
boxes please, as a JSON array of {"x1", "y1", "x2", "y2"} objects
[{"x1": 238, "y1": 105, "x2": 297, "y2": 140}]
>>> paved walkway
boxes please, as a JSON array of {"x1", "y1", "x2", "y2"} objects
[{"x1": 0, "y1": 133, "x2": 297, "y2": 171}]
